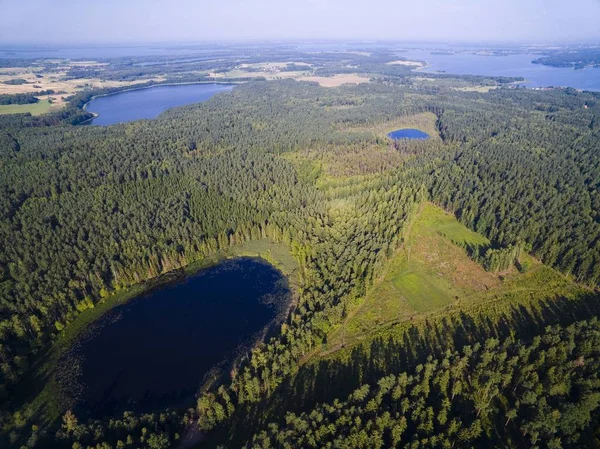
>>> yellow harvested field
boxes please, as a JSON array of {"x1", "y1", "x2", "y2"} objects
[
  {"x1": 297, "y1": 74, "x2": 370, "y2": 87},
  {"x1": 0, "y1": 69, "x2": 165, "y2": 107},
  {"x1": 0, "y1": 67, "x2": 35, "y2": 74}
]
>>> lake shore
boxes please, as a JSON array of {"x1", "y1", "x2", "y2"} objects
[
  {"x1": 82, "y1": 81, "x2": 235, "y2": 125},
  {"x1": 81, "y1": 80, "x2": 237, "y2": 113},
  {"x1": 8, "y1": 239, "x2": 299, "y2": 430}
]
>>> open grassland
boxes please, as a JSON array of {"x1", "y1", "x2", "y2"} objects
[
  {"x1": 320, "y1": 203, "x2": 587, "y2": 354},
  {"x1": 0, "y1": 99, "x2": 55, "y2": 115},
  {"x1": 227, "y1": 239, "x2": 299, "y2": 281}
]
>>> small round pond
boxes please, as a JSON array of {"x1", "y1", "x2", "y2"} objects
[
  {"x1": 59, "y1": 257, "x2": 290, "y2": 418},
  {"x1": 387, "y1": 128, "x2": 430, "y2": 140}
]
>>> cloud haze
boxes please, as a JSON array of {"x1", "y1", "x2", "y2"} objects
[{"x1": 1, "y1": 0, "x2": 599, "y2": 44}]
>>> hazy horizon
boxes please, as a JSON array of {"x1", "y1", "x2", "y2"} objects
[{"x1": 1, "y1": 0, "x2": 600, "y2": 45}]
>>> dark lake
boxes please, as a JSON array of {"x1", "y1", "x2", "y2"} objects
[
  {"x1": 85, "y1": 83, "x2": 233, "y2": 125},
  {"x1": 388, "y1": 128, "x2": 430, "y2": 140},
  {"x1": 61, "y1": 257, "x2": 289, "y2": 418}
]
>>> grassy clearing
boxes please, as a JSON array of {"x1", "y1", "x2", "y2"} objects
[
  {"x1": 227, "y1": 239, "x2": 299, "y2": 281},
  {"x1": 0, "y1": 100, "x2": 54, "y2": 115},
  {"x1": 7, "y1": 239, "x2": 297, "y2": 432},
  {"x1": 339, "y1": 111, "x2": 441, "y2": 141},
  {"x1": 321, "y1": 203, "x2": 586, "y2": 353},
  {"x1": 283, "y1": 113, "x2": 443, "y2": 183},
  {"x1": 417, "y1": 203, "x2": 489, "y2": 247}
]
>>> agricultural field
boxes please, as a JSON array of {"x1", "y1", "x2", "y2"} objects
[
  {"x1": 296, "y1": 73, "x2": 371, "y2": 87},
  {"x1": 0, "y1": 99, "x2": 55, "y2": 115},
  {"x1": 0, "y1": 62, "x2": 165, "y2": 109}
]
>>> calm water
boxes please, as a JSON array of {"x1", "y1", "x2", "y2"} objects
[
  {"x1": 0, "y1": 44, "x2": 221, "y2": 59},
  {"x1": 388, "y1": 128, "x2": 430, "y2": 140},
  {"x1": 85, "y1": 83, "x2": 233, "y2": 125},
  {"x1": 399, "y1": 50, "x2": 600, "y2": 91},
  {"x1": 62, "y1": 258, "x2": 289, "y2": 417}
]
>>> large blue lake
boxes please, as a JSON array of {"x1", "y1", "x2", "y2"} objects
[
  {"x1": 60, "y1": 257, "x2": 290, "y2": 418},
  {"x1": 399, "y1": 49, "x2": 600, "y2": 91},
  {"x1": 85, "y1": 83, "x2": 233, "y2": 125}
]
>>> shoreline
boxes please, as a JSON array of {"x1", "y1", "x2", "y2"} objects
[
  {"x1": 81, "y1": 80, "x2": 237, "y2": 113},
  {"x1": 56, "y1": 255, "x2": 296, "y2": 419},
  {"x1": 8, "y1": 239, "x2": 298, "y2": 429}
]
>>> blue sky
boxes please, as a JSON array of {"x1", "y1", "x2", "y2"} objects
[{"x1": 1, "y1": 0, "x2": 599, "y2": 44}]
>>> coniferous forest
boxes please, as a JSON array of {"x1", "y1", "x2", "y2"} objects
[{"x1": 1, "y1": 54, "x2": 600, "y2": 449}]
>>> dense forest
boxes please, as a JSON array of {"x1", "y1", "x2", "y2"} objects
[
  {"x1": 247, "y1": 319, "x2": 600, "y2": 449},
  {"x1": 1, "y1": 68, "x2": 600, "y2": 448},
  {"x1": 0, "y1": 94, "x2": 39, "y2": 106}
]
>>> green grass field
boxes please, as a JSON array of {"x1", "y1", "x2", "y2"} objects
[
  {"x1": 0, "y1": 100, "x2": 54, "y2": 116},
  {"x1": 321, "y1": 203, "x2": 586, "y2": 353},
  {"x1": 418, "y1": 202, "x2": 489, "y2": 247},
  {"x1": 227, "y1": 239, "x2": 299, "y2": 280}
]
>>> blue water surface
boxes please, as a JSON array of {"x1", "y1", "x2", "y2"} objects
[
  {"x1": 388, "y1": 128, "x2": 430, "y2": 140},
  {"x1": 85, "y1": 83, "x2": 233, "y2": 125},
  {"x1": 61, "y1": 257, "x2": 289, "y2": 418},
  {"x1": 399, "y1": 49, "x2": 600, "y2": 91}
]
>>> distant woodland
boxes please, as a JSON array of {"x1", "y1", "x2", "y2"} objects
[{"x1": 533, "y1": 49, "x2": 600, "y2": 69}]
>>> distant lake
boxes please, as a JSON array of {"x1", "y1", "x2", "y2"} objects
[
  {"x1": 388, "y1": 128, "x2": 430, "y2": 140},
  {"x1": 399, "y1": 50, "x2": 600, "y2": 91},
  {"x1": 60, "y1": 257, "x2": 290, "y2": 418},
  {"x1": 85, "y1": 83, "x2": 233, "y2": 125}
]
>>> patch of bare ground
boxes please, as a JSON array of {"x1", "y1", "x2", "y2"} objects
[
  {"x1": 298, "y1": 73, "x2": 371, "y2": 87},
  {"x1": 0, "y1": 70, "x2": 166, "y2": 108},
  {"x1": 386, "y1": 60, "x2": 424, "y2": 67}
]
